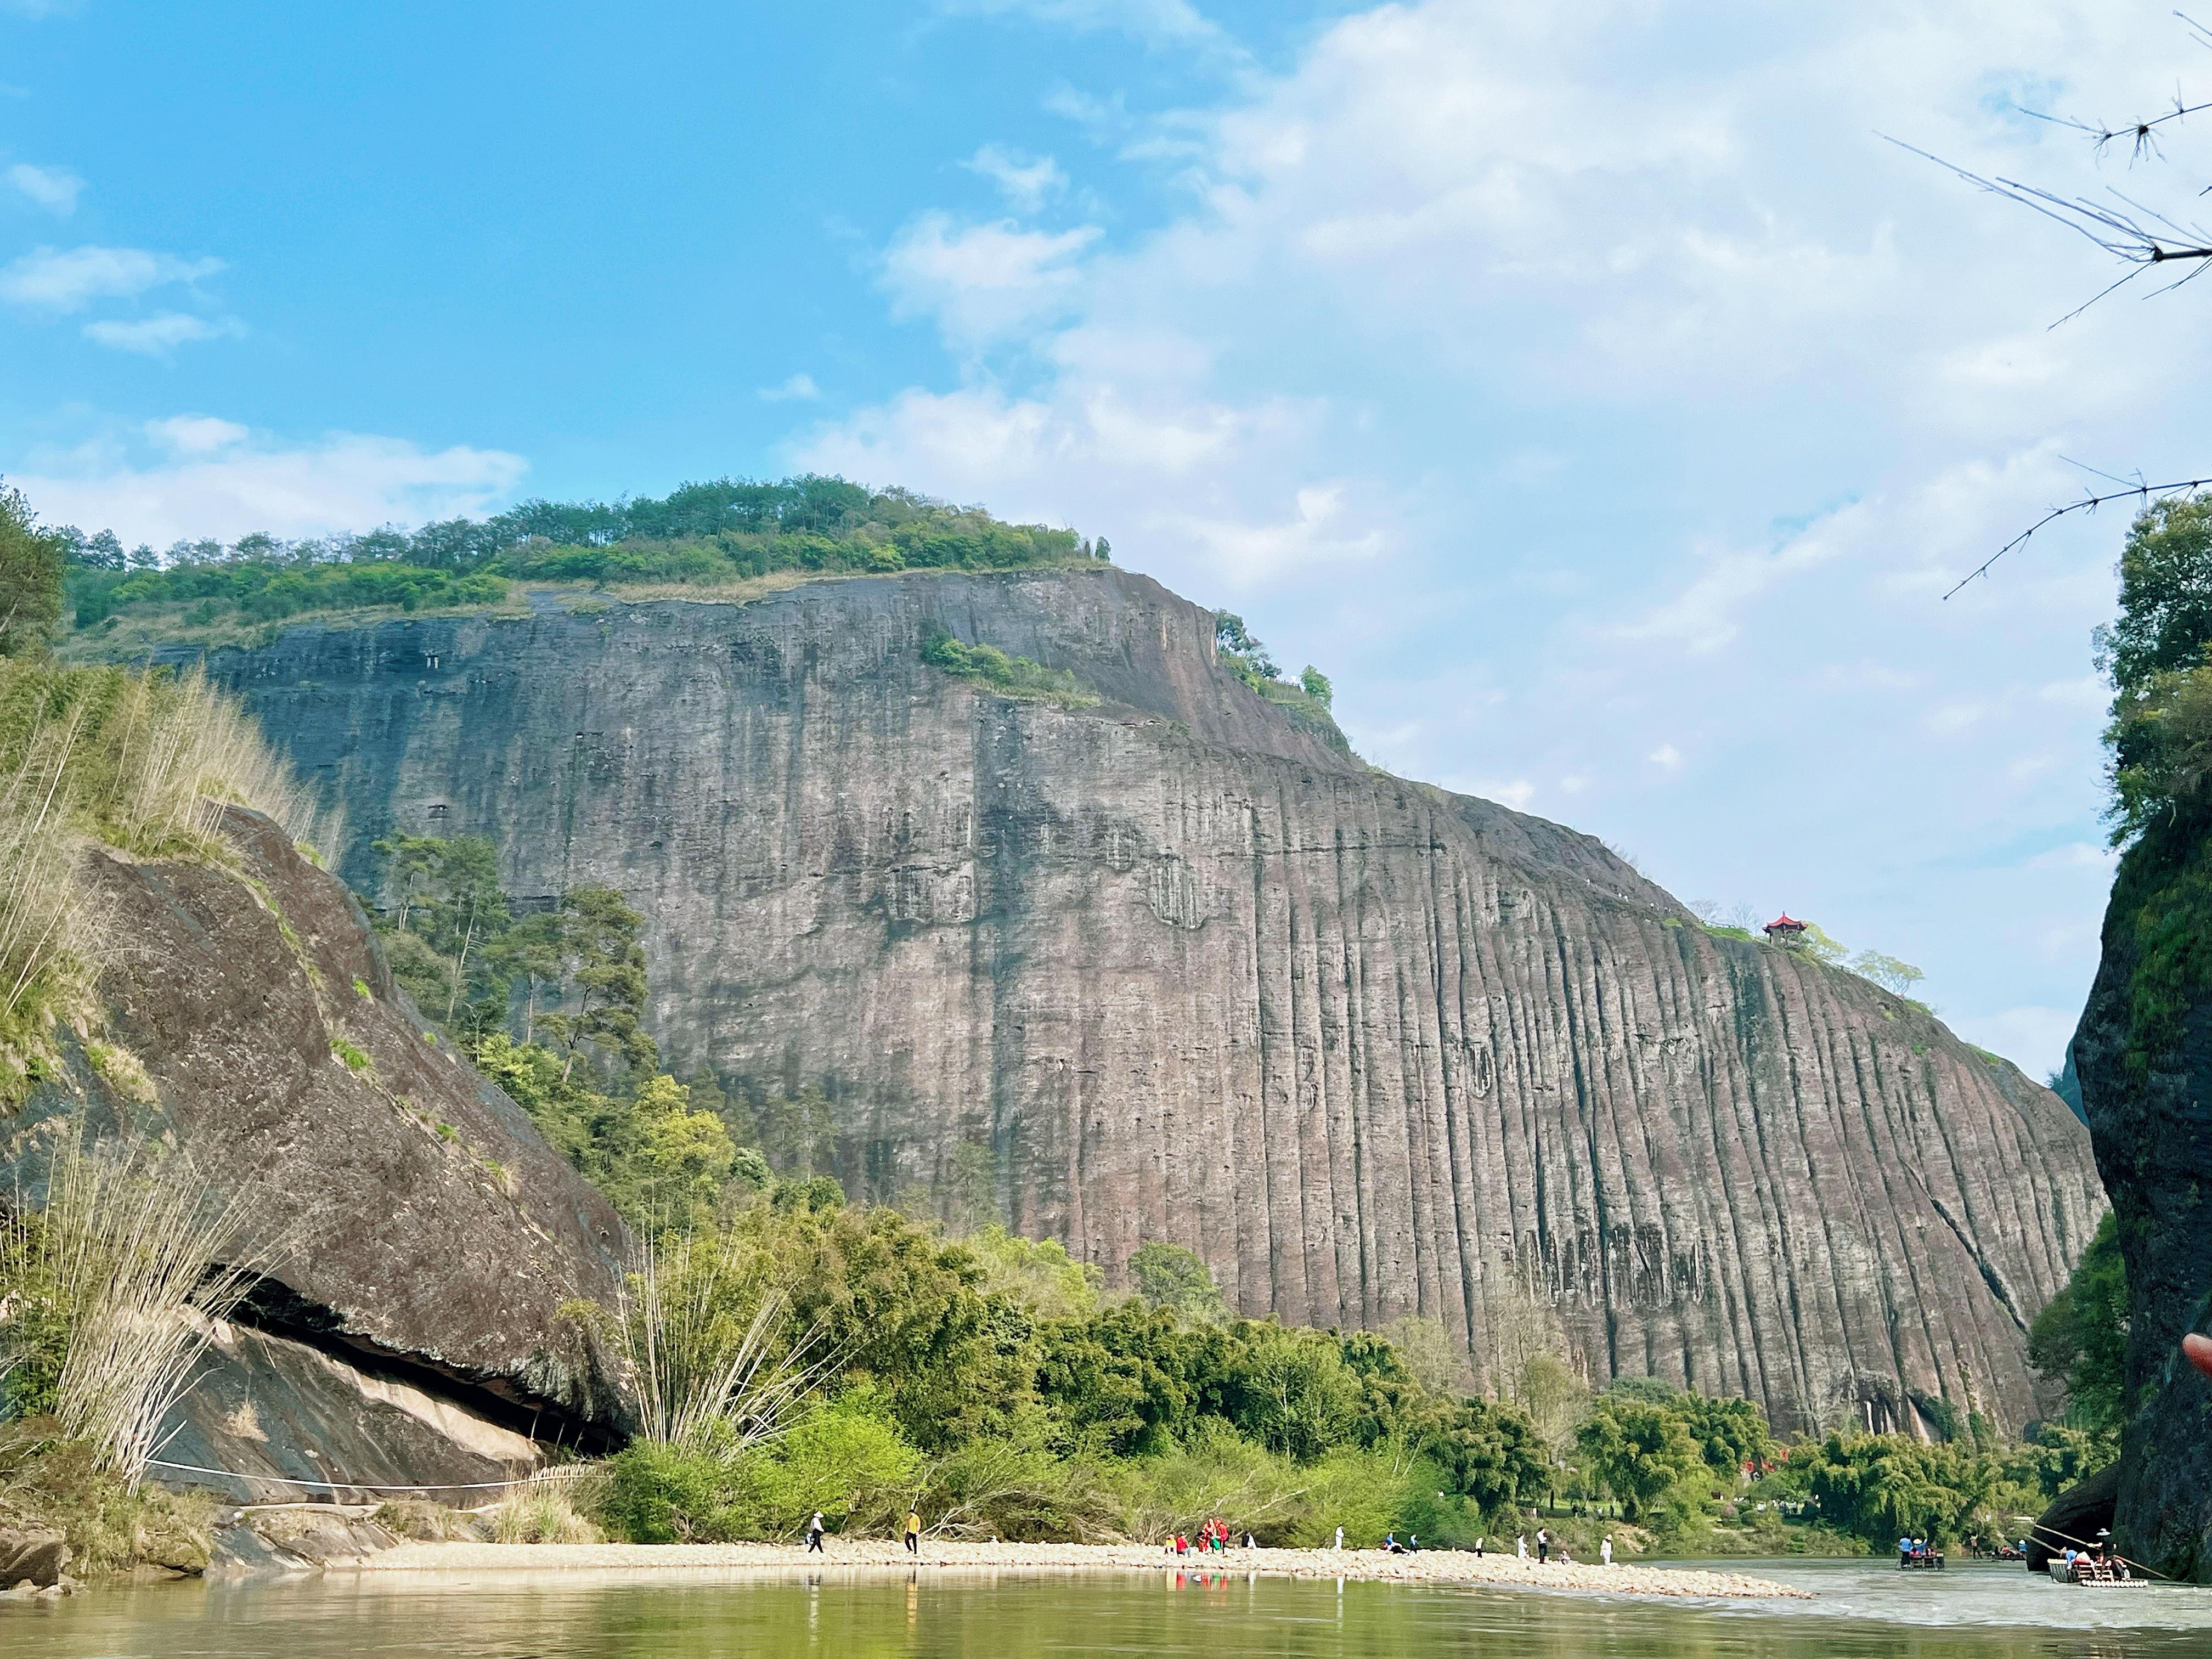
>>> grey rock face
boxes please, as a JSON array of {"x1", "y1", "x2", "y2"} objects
[
  {"x1": 178, "y1": 567, "x2": 2102, "y2": 1434},
  {"x1": 12, "y1": 808, "x2": 628, "y2": 1451},
  {"x1": 166, "y1": 1318, "x2": 546, "y2": 1505}
]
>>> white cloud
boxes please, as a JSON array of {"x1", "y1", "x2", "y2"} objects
[
  {"x1": 759, "y1": 373, "x2": 821, "y2": 402},
  {"x1": 1613, "y1": 511, "x2": 1864, "y2": 656},
  {"x1": 6, "y1": 162, "x2": 81, "y2": 215},
  {"x1": 146, "y1": 415, "x2": 250, "y2": 454},
  {"x1": 0, "y1": 244, "x2": 222, "y2": 312},
  {"x1": 82, "y1": 312, "x2": 241, "y2": 354},
  {"x1": 14, "y1": 423, "x2": 527, "y2": 546},
  {"x1": 1649, "y1": 743, "x2": 1682, "y2": 770},
  {"x1": 965, "y1": 144, "x2": 1067, "y2": 211},
  {"x1": 882, "y1": 213, "x2": 1100, "y2": 350}
]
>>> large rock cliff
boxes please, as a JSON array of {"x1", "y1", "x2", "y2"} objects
[
  {"x1": 2072, "y1": 821, "x2": 2212, "y2": 1578},
  {"x1": 7, "y1": 806, "x2": 628, "y2": 1497},
  {"x1": 170, "y1": 567, "x2": 2102, "y2": 1435}
]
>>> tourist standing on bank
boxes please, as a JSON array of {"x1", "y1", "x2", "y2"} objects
[
  {"x1": 806, "y1": 1512, "x2": 826, "y2": 1553},
  {"x1": 1600, "y1": 1536, "x2": 1613, "y2": 1566},
  {"x1": 905, "y1": 1508, "x2": 921, "y2": 1554}
]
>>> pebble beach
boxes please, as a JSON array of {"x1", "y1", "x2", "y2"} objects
[{"x1": 342, "y1": 1538, "x2": 1814, "y2": 1600}]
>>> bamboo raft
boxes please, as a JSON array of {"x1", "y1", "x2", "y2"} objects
[{"x1": 2047, "y1": 1559, "x2": 2146, "y2": 1587}]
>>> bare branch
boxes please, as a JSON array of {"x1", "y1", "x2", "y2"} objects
[
  {"x1": 1944, "y1": 477, "x2": 2212, "y2": 600},
  {"x1": 2015, "y1": 93, "x2": 2212, "y2": 163},
  {"x1": 2057, "y1": 456, "x2": 2148, "y2": 489}
]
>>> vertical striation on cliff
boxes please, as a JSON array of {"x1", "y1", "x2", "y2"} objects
[{"x1": 170, "y1": 567, "x2": 2103, "y2": 1434}]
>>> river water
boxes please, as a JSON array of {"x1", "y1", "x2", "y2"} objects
[{"x1": 8, "y1": 1559, "x2": 2212, "y2": 1658}]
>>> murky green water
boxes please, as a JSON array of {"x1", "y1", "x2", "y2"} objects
[{"x1": 8, "y1": 1560, "x2": 2212, "y2": 1658}]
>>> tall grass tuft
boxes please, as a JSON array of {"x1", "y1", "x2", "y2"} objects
[
  {"x1": 0, "y1": 701, "x2": 97, "y2": 1037},
  {"x1": 0, "y1": 659, "x2": 333, "y2": 1093},
  {"x1": 488, "y1": 1478, "x2": 605, "y2": 1543},
  {"x1": 0, "y1": 661, "x2": 334, "y2": 859},
  {"x1": 1, "y1": 1131, "x2": 265, "y2": 1486},
  {"x1": 612, "y1": 1229, "x2": 831, "y2": 1458}
]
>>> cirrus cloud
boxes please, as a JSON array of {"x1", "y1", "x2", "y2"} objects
[
  {"x1": 82, "y1": 311, "x2": 244, "y2": 355},
  {"x1": 0, "y1": 244, "x2": 223, "y2": 312},
  {"x1": 6, "y1": 162, "x2": 81, "y2": 215}
]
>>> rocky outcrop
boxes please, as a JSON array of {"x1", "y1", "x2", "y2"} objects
[
  {"x1": 6, "y1": 805, "x2": 629, "y2": 1477},
  {"x1": 0, "y1": 1528, "x2": 70, "y2": 1588},
  {"x1": 167, "y1": 567, "x2": 2103, "y2": 1435},
  {"x1": 2072, "y1": 822, "x2": 2212, "y2": 1579},
  {"x1": 167, "y1": 1319, "x2": 550, "y2": 1504},
  {"x1": 2027, "y1": 1462, "x2": 2119, "y2": 1573}
]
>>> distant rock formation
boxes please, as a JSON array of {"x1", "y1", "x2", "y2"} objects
[
  {"x1": 170, "y1": 566, "x2": 2102, "y2": 1435},
  {"x1": 9, "y1": 806, "x2": 627, "y2": 1496}
]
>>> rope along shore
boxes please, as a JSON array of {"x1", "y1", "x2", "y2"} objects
[{"x1": 146, "y1": 1458, "x2": 555, "y2": 1495}]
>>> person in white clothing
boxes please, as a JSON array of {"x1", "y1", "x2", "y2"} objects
[
  {"x1": 1334, "y1": 1526, "x2": 1344, "y2": 1550},
  {"x1": 1600, "y1": 1537, "x2": 1613, "y2": 1566},
  {"x1": 1516, "y1": 1534, "x2": 1527, "y2": 1559}
]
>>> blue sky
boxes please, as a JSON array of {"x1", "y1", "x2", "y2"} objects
[{"x1": 7, "y1": 0, "x2": 2208, "y2": 1076}]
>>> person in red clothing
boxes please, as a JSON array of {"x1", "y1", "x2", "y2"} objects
[{"x1": 2186, "y1": 1333, "x2": 2212, "y2": 1378}]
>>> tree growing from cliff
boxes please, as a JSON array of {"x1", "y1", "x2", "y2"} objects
[
  {"x1": 372, "y1": 833, "x2": 511, "y2": 1030},
  {"x1": 1129, "y1": 1240, "x2": 1226, "y2": 1323},
  {"x1": 539, "y1": 884, "x2": 657, "y2": 1082},
  {"x1": 2098, "y1": 499, "x2": 2212, "y2": 840},
  {"x1": 2028, "y1": 1210, "x2": 2131, "y2": 1436},
  {"x1": 1849, "y1": 950, "x2": 1926, "y2": 998},
  {"x1": 0, "y1": 484, "x2": 64, "y2": 659}
]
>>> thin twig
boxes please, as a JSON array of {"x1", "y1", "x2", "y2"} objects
[{"x1": 1944, "y1": 476, "x2": 2212, "y2": 599}]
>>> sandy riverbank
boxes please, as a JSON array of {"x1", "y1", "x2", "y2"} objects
[{"x1": 340, "y1": 1538, "x2": 1812, "y2": 1600}]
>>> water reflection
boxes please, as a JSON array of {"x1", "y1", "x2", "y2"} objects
[{"x1": 4, "y1": 1560, "x2": 2212, "y2": 1659}]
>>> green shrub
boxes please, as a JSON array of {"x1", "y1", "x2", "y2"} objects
[
  {"x1": 920, "y1": 626, "x2": 1097, "y2": 707},
  {"x1": 740, "y1": 1394, "x2": 921, "y2": 1536},
  {"x1": 592, "y1": 1397, "x2": 919, "y2": 1543},
  {"x1": 596, "y1": 1441, "x2": 737, "y2": 1543}
]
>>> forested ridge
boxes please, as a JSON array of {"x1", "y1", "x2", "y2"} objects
[{"x1": 55, "y1": 474, "x2": 1104, "y2": 634}]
